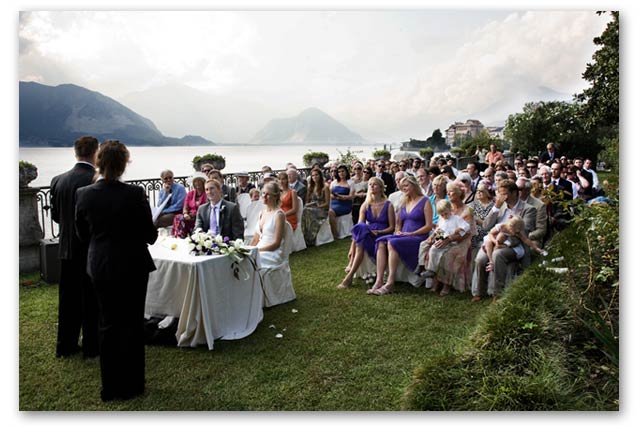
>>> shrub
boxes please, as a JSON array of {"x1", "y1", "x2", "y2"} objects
[
  {"x1": 192, "y1": 153, "x2": 226, "y2": 170},
  {"x1": 402, "y1": 198, "x2": 619, "y2": 410},
  {"x1": 302, "y1": 152, "x2": 329, "y2": 167},
  {"x1": 372, "y1": 149, "x2": 391, "y2": 160}
]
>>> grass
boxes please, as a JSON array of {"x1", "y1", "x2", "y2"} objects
[{"x1": 19, "y1": 238, "x2": 490, "y2": 411}]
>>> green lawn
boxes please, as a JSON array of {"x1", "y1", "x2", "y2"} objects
[{"x1": 19, "y1": 238, "x2": 490, "y2": 411}]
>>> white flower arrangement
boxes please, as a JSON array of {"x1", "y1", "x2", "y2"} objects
[{"x1": 187, "y1": 229, "x2": 254, "y2": 279}]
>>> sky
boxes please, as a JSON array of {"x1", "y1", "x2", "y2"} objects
[
  {"x1": 17, "y1": 9, "x2": 612, "y2": 143},
  {"x1": 6, "y1": 1, "x2": 640, "y2": 424}
]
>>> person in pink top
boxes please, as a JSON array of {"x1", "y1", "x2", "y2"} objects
[
  {"x1": 484, "y1": 144, "x2": 505, "y2": 167},
  {"x1": 171, "y1": 173, "x2": 208, "y2": 238}
]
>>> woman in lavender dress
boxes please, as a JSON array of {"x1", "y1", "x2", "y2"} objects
[
  {"x1": 369, "y1": 176, "x2": 434, "y2": 295},
  {"x1": 338, "y1": 177, "x2": 395, "y2": 289}
]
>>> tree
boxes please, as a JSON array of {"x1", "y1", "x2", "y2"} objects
[
  {"x1": 575, "y1": 11, "x2": 619, "y2": 133},
  {"x1": 458, "y1": 129, "x2": 497, "y2": 156},
  {"x1": 426, "y1": 128, "x2": 447, "y2": 151},
  {"x1": 504, "y1": 101, "x2": 600, "y2": 160}
]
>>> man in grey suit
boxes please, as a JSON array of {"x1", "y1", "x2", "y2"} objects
[
  {"x1": 287, "y1": 168, "x2": 306, "y2": 204},
  {"x1": 516, "y1": 177, "x2": 547, "y2": 248},
  {"x1": 195, "y1": 178, "x2": 244, "y2": 240},
  {"x1": 472, "y1": 179, "x2": 537, "y2": 299}
]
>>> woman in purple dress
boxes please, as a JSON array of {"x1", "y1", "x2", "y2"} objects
[
  {"x1": 369, "y1": 176, "x2": 434, "y2": 295},
  {"x1": 338, "y1": 177, "x2": 395, "y2": 289}
]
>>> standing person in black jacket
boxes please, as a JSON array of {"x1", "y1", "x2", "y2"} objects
[
  {"x1": 50, "y1": 136, "x2": 100, "y2": 358},
  {"x1": 75, "y1": 140, "x2": 157, "y2": 402},
  {"x1": 374, "y1": 161, "x2": 396, "y2": 196}
]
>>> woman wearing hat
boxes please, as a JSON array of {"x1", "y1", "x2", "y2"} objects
[{"x1": 171, "y1": 172, "x2": 208, "y2": 238}]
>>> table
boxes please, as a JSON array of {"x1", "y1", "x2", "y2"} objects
[{"x1": 145, "y1": 238, "x2": 264, "y2": 350}]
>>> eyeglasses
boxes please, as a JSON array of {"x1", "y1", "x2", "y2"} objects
[
  {"x1": 354, "y1": 167, "x2": 362, "y2": 170},
  {"x1": 202, "y1": 169, "x2": 212, "y2": 173},
  {"x1": 527, "y1": 165, "x2": 536, "y2": 169},
  {"x1": 363, "y1": 171, "x2": 372, "y2": 174},
  {"x1": 377, "y1": 164, "x2": 384, "y2": 167}
]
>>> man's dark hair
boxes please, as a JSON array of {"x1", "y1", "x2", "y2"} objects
[
  {"x1": 497, "y1": 179, "x2": 518, "y2": 195},
  {"x1": 74, "y1": 136, "x2": 99, "y2": 159}
]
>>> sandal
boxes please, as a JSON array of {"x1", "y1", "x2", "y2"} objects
[
  {"x1": 373, "y1": 284, "x2": 395, "y2": 295},
  {"x1": 471, "y1": 295, "x2": 482, "y2": 302},
  {"x1": 367, "y1": 282, "x2": 384, "y2": 295},
  {"x1": 439, "y1": 285, "x2": 451, "y2": 297}
]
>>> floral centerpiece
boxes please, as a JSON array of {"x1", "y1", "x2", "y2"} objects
[{"x1": 187, "y1": 229, "x2": 254, "y2": 279}]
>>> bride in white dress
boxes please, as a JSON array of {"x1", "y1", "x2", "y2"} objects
[
  {"x1": 250, "y1": 182, "x2": 287, "y2": 266},
  {"x1": 249, "y1": 182, "x2": 296, "y2": 307}
]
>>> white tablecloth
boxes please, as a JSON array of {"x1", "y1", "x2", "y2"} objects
[{"x1": 145, "y1": 238, "x2": 264, "y2": 350}]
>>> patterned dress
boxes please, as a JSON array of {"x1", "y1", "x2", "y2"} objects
[
  {"x1": 467, "y1": 200, "x2": 495, "y2": 249},
  {"x1": 434, "y1": 203, "x2": 477, "y2": 292},
  {"x1": 351, "y1": 201, "x2": 391, "y2": 260},
  {"x1": 301, "y1": 190, "x2": 329, "y2": 246},
  {"x1": 375, "y1": 196, "x2": 429, "y2": 272},
  {"x1": 171, "y1": 190, "x2": 207, "y2": 238}
]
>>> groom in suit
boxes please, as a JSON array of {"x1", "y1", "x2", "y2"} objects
[
  {"x1": 473, "y1": 179, "x2": 537, "y2": 299},
  {"x1": 195, "y1": 178, "x2": 244, "y2": 240},
  {"x1": 50, "y1": 135, "x2": 100, "y2": 358}
]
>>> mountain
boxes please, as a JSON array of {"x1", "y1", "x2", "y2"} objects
[
  {"x1": 19, "y1": 81, "x2": 215, "y2": 147},
  {"x1": 251, "y1": 107, "x2": 365, "y2": 145},
  {"x1": 119, "y1": 83, "x2": 276, "y2": 143}
]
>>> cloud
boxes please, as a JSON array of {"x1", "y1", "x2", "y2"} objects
[{"x1": 406, "y1": 11, "x2": 608, "y2": 117}]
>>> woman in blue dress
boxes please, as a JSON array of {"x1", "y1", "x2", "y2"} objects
[
  {"x1": 328, "y1": 164, "x2": 354, "y2": 238},
  {"x1": 338, "y1": 177, "x2": 395, "y2": 289},
  {"x1": 369, "y1": 175, "x2": 434, "y2": 295}
]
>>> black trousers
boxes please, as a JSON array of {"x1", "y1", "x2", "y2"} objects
[
  {"x1": 57, "y1": 258, "x2": 99, "y2": 356},
  {"x1": 93, "y1": 273, "x2": 149, "y2": 399}
]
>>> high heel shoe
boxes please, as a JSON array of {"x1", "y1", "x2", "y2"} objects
[
  {"x1": 373, "y1": 284, "x2": 395, "y2": 295},
  {"x1": 439, "y1": 284, "x2": 451, "y2": 297},
  {"x1": 367, "y1": 282, "x2": 384, "y2": 295}
]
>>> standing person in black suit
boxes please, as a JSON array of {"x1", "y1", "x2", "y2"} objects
[
  {"x1": 50, "y1": 135, "x2": 100, "y2": 358},
  {"x1": 75, "y1": 140, "x2": 157, "y2": 402},
  {"x1": 195, "y1": 178, "x2": 244, "y2": 240},
  {"x1": 374, "y1": 161, "x2": 396, "y2": 196}
]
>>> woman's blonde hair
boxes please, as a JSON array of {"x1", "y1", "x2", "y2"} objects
[
  {"x1": 445, "y1": 180, "x2": 463, "y2": 199},
  {"x1": 365, "y1": 176, "x2": 387, "y2": 205},
  {"x1": 399, "y1": 175, "x2": 423, "y2": 208},
  {"x1": 263, "y1": 181, "x2": 282, "y2": 208}
]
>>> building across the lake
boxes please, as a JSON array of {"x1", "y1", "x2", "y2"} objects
[{"x1": 445, "y1": 119, "x2": 484, "y2": 146}]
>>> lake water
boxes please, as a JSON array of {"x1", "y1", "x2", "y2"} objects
[{"x1": 19, "y1": 144, "x2": 400, "y2": 187}]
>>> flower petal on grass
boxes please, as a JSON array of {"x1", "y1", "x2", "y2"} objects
[
  {"x1": 268, "y1": 324, "x2": 276, "y2": 329},
  {"x1": 275, "y1": 333, "x2": 283, "y2": 339},
  {"x1": 291, "y1": 309, "x2": 298, "y2": 313}
]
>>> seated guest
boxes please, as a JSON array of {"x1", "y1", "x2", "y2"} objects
[
  {"x1": 457, "y1": 172, "x2": 474, "y2": 204},
  {"x1": 387, "y1": 171, "x2": 406, "y2": 211},
  {"x1": 207, "y1": 169, "x2": 237, "y2": 203},
  {"x1": 329, "y1": 164, "x2": 355, "y2": 238},
  {"x1": 249, "y1": 188, "x2": 261, "y2": 202},
  {"x1": 195, "y1": 179, "x2": 244, "y2": 240},
  {"x1": 200, "y1": 163, "x2": 214, "y2": 175},
  {"x1": 516, "y1": 177, "x2": 547, "y2": 248},
  {"x1": 235, "y1": 171, "x2": 255, "y2": 195},
  {"x1": 467, "y1": 180, "x2": 495, "y2": 256},
  {"x1": 421, "y1": 199, "x2": 470, "y2": 279},
  {"x1": 338, "y1": 177, "x2": 395, "y2": 289},
  {"x1": 155, "y1": 169, "x2": 187, "y2": 228},
  {"x1": 171, "y1": 172, "x2": 208, "y2": 238},
  {"x1": 250, "y1": 182, "x2": 287, "y2": 265},
  {"x1": 427, "y1": 181, "x2": 476, "y2": 296},
  {"x1": 287, "y1": 168, "x2": 307, "y2": 203},
  {"x1": 472, "y1": 179, "x2": 536, "y2": 300},
  {"x1": 368, "y1": 176, "x2": 434, "y2": 295},
  {"x1": 350, "y1": 162, "x2": 368, "y2": 224},
  {"x1": 278, "y1": 171, "x2": 300, "y2": 231},
  {"x1": 301, "y1": 167, "x2": 331, "y2": 246}
]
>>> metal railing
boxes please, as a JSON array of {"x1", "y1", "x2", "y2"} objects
[{"x1": 35, "y1": 168, "x2": 313, "y2": 239}]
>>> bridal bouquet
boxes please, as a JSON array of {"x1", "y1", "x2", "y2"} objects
[{"x1": 187, "y1": 229, "x2": 254, "y2": 279}]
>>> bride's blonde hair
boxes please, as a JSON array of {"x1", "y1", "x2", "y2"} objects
[{"x1": 263, "y1": 182, "x2": 282, "y2": 209}]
